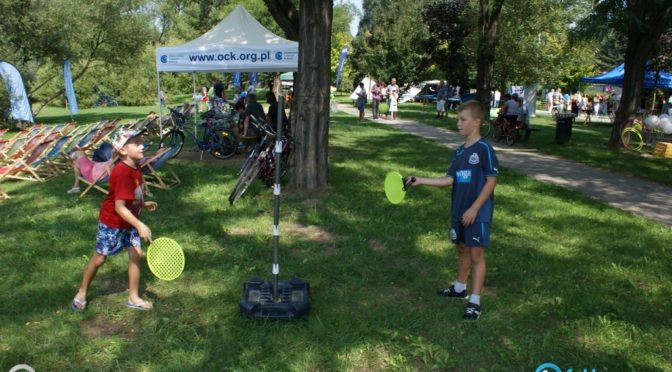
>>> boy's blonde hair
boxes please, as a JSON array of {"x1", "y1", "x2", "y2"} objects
[{"x1": 458, "y1": 100, "x2": 486, "y2": 123}]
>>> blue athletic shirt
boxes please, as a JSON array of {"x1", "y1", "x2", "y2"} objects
[{"x1": 447, "y1": 139, "x2": 499, "y2": 223}]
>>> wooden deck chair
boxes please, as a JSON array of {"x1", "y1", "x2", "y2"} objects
[
  {"x1": 76, "y1": 157, "x2": 116, "y2": 198},
  {"x1": 2, "y1": 139, "x2": 56, "y2": 182},
  {"x1": 32, "y1": 135, "x2": 73, "y2": 176},
  {"x1": 0, "y1": 128, "x2": 8, "y2": 137},
  {"x1": 88, "y1": 119, "x2": 120, "y2": 149},
  {"x1": 1, "y1": 134, "x2": 46, "y2": 164},
  {"x1": 141, "y1": 144, "x2": 181, "y2": 191}
]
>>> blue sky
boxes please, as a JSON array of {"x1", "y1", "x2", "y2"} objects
[{"x1": 348, "y1": 0, "x2": 363, "y2": 36}]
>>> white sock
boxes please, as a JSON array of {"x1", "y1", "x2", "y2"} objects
[
  {"x1": 453, "y1": 282, "x2": 466, "y2": 293},
  {"x1": 470, "y1": 294, "x2": 480, "y2": 305}
]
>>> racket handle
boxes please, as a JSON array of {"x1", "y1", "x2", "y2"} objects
[{"x1": 403, "y1": 176, "x2": 416, "y2": 191}]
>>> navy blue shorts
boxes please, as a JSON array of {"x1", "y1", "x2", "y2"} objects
[
  {"x1": 450, "y1": 221, "x2": 490, "y2": 247},
  {"x1": 95, "y1": 221, "x2": 141, "y2": 256}
]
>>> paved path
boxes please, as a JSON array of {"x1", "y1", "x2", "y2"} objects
[{"x1": 337, "y1": 104, "x2": 672, "y2": 226}]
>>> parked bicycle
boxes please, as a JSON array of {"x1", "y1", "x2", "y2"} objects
[
  {"x1": 159, "y1": 106, "x2": 237, "y2": 159},
  {"x1": 491, "y1": 115, "x2": 523, "y2": 146},
  {"x1": 228, "y1": 117, "x2": 294, "y2": 205}
]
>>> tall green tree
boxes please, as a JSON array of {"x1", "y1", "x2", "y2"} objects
[
  {"x1": 0, "y1": 0, "x2": 154, "y2": 115},
  {"x1": 577, "y1": 0, "x2": 672, "y2": 147}
]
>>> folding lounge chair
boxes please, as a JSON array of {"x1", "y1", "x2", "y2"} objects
[
  {"x1": 141, "y1": 144, "x2": 181, "y2": 191},
  {"x1": 76, "y1": 157, "x2": 116, "y2": 198},
  {"x1": 1, "y1": 139, "x2": 56, "y2": 182}
]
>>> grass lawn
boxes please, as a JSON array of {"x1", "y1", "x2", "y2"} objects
[
  {"x1": 1, "y1": 109, "x2": 671, "y2": 370},
  {"x1": 335, "y1": 95, "x2": 672, "y2": 187}
]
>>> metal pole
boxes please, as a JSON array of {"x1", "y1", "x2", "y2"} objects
[
  {"x1": 156, "y1": 71, "x2": 162, "y2": 135},
  {"x1": 272, "y1": 96, "x2": 284, "y2": 301}
]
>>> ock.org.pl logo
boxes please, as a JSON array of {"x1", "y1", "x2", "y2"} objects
[
  {"x1": 160, "y1": 55, "x2": 168, "y2": 63},
  {"x1": 536, "y1": 362, "x2": 598, "y2": 372}
]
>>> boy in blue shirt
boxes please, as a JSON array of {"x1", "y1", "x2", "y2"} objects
[{"x1": 408, "y1": 100, "x2": 498, "y2": 320}]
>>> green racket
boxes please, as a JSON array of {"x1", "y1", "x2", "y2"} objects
[
  {"x1": 384, "y1": 172, "x2": 415, "y2": 204},
  {"x1": 146, "y1": 237, "x2": 185, "y2": 281}
]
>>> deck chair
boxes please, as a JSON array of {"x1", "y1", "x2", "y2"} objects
[
  {"x1": 76, "y1": 156, "x2": 116, "y2": 198},
  {"x1": 1, "y1": 134, "x2": 46, "y2": 164},
  {"x1": 2, "y1": 139, "x2": 56, "y2": 182},
  {"x1": 32, "y1": 135, "x2": 74, "y2": 177},
  {"x1": 141, "y1": 144, "x2": 181, "y2": 191}
]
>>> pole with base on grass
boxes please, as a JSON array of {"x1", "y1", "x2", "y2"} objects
[{"x1": 239, "y1": 96, "x2": 310, "y2": 320}]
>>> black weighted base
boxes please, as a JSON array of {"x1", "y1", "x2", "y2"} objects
[{"x1": 240, "y1": 277, "x2": 310, "y2": 320}]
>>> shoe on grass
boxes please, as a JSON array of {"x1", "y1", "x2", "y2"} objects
[
  {"x1": 463, "y1": 302, "x2": 481, "y2": 321},
  {"x1": 437, "y1": 285, "x2": 468, "y2": 299},
  {"x1": 67, "y1": 187, "x2": 80, "y2": 194}
]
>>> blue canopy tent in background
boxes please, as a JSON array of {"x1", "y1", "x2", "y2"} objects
[{"x1": 580, "y1": 63, "x2": 672, "y2": 89}]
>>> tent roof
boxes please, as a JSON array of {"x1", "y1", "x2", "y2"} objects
[
  {"x1": 156, "y1": 5, "x2": 298, "y2": 73},
  {"x1": 580, "y1": 63, "x2": 672, "y2": 89}
]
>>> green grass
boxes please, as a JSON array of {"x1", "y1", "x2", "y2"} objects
[{"x1": 1, "y1": 110, "x2": 671, "y2": 370}]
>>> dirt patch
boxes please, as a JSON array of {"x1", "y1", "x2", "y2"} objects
[
  {"x1": 369, "y1": 239, "x2": 386, "y2": 252},
  {"x1": 79, "y1": 314, "x2": 136, "y2": 340},
  {"x1": 283, "y1": 222, "x2": 342, "y2": 244}
]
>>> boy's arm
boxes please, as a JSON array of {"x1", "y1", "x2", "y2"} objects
[
  {"x1": 461, "y1": 176, "x2": 497, "y2": 226},
  {"x1": 409, "y1": 176, "x2": 453, "y2": 187},
  {"x1": 115, "y1": 200, "x2": 152, "y2": 243}
]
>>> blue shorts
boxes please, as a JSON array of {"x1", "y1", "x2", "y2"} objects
[
  {"x1": 450, "y1": 221, "x2": 490, "y2": 247},
  {"x1": 95, "y1": 221, "x2": 141, "y2": 256}
]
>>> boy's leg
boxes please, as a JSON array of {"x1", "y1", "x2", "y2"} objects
[
  {"x1": 457, "y1": 243, "x2": 471, "y2": 284},
  {"x1": 469, "y1": 247, "x2": 486, "y2": 296},
  {"x1": 127, "y1": 246, "x2": 153, "y2": 309},
  {"x1": 74, "y1": 252, "x2": 107, "y2": 309}
]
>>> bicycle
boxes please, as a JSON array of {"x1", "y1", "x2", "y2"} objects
[
  {"x1": 491, "y1": 115, "x2": 521, "y2": 146},
  {"x1": 159, "y1": 106, "x2": 237, "y2": 159},
  {"x1": 228, "y1": 118, "x2": 294, "y2": 205}
]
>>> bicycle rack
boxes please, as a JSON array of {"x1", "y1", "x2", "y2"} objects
[{"x1": 240, "y1": 96, "x2": 310, "y2": 320}]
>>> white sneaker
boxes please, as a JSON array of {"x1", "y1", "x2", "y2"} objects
[{"x1": 67, "y1": 187, "x2": 80, "y2": 194}]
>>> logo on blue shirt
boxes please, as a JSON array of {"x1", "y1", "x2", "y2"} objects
[{"x1": 456, "y1": 170, "x2": 471, "y2": 183}]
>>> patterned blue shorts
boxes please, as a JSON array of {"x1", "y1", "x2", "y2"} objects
[{"x1": 95, "y1": 221, "x2": 141, "y2": 256}]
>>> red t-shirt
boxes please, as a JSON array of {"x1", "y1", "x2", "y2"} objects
[{"x1": 98, "y1": 162, "x2": 144, "y2": 228}]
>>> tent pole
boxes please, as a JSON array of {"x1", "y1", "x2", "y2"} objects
[{"x1": 157, "y1": 71, "x2": 163, "y2": 135}]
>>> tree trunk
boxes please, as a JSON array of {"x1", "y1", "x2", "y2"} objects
[
  {"x1": 475, "y1": 0, "x2": 504, "y2": 114},
  {"x1": 609, "y1": 1, "x2": 672, "y2": 147},
  {"x1": 291, "y1": 1, "x2": 333, "y2": 191}
]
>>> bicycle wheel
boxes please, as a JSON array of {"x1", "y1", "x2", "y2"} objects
[
  {"x1": 481, "y1": 121, "x2": 493, "y2": 138},
  {"x1": 159, "y1": 130, "x2": 185, "y2": 159},
  {"x1": 207, "y1": 131, "x2": 237, "y2": 159},
  {"x1": 621, "y1": 128, "x2": 644, "y2": 151},
  {"x1": 506, "y1": 129, "x2": 517, "y2": 146},
  {"x1": 229, "y1": 160, "x2": 261, "y2": 205},
  {"x1": 493, "y1": 124, "x2": 504, "y2": 142}
]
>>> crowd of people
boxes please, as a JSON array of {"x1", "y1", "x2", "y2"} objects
[{"x1": 356, "y1": 78, "x2": 400, "y2": 121}]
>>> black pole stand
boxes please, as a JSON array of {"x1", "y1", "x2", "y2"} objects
[{"x1": 239, "y1": 96, "x2": 310, "y2": 320}]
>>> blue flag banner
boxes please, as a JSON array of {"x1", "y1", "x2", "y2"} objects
[
  {"x1": 233, "y1": 72, "x2": 241, "y2": 88},
  {"x1": 0, "y1": 61, "x2": 34, "y2": 123},
  {"x1": 249, "y1": 72, "x2": 257, "y2": 85},
  {"x1": 64, "y1": 60, "x2": 78, "y2": 118},
  {"x1": 335, "y1": 45, "x2": 349, "y2": 88}
]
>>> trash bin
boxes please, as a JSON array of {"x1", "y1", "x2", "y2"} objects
[{"x1": 555, "y1": 113, "x2": 575, "y2": 144}]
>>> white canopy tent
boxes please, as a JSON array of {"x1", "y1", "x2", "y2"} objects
[
  {"x1": 154, "y1": 5, "x2": 299, "y2": 127},
  {"x1": 156, "y1": 5, "x2": 298, "y2": 73}
]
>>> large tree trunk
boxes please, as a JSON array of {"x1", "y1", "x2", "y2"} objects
[
  {"x1": 291, "y1": 1, "x2": 333, "y2": 191},
  {"x1": 475, "y1": 0, "x2": 504, "y2": 113},
  {"x1": 265, "y1": 0, "x2": 332, "y2": 192},
  {"x1": 609, "y1": 1, "x2": 672, "y2": 147}
]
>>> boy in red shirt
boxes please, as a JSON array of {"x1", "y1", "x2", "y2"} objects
[{"x1": 71, "y1": 129, "x2": 157, "y2": 312}]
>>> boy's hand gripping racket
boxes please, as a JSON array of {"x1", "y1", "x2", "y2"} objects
[
  {"x1": 146, "y1": 237, "x2": 185, "y2": 281},
  {"x1": 384, "y1": 171, "x2": 416, "y2": 204}
]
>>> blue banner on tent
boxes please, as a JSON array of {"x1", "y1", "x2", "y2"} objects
[
  {"x1": 0, "y1": 61, "x2": 34, "y2": 123},
  {"x1": 233, "y1": 72, "x2": 241, "y2": 88},
  {"x1": 249, "y1": 72, "x2": 257, "y2": 86},
  {"x1": 64, "y1": 60, "x2": 78, "y2": 118}
]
